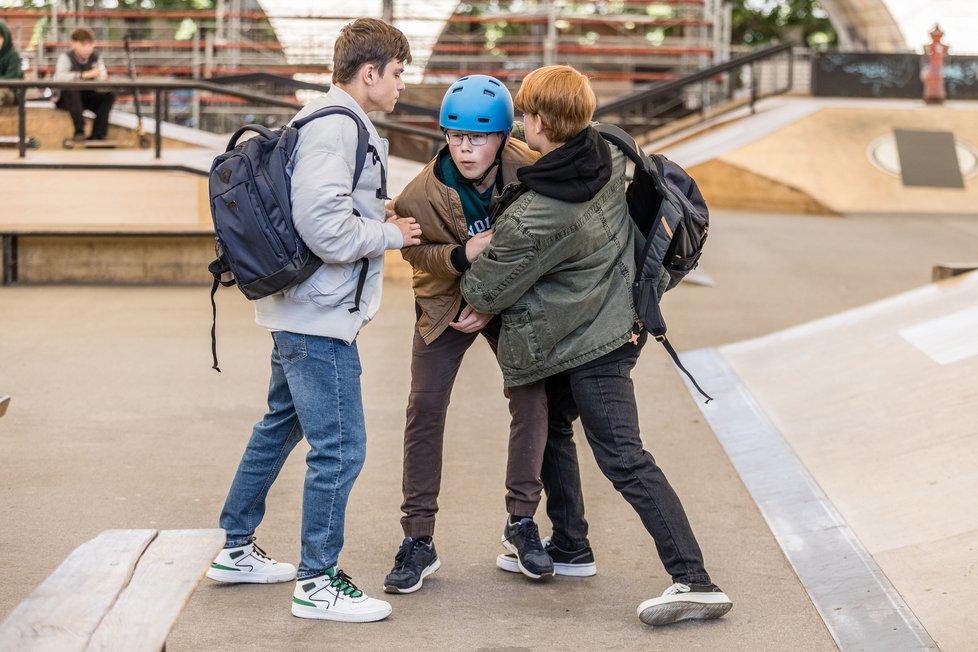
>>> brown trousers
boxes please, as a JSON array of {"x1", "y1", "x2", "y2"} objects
[{"x1": 400, "y1": 319, "x2": 548, "y2": 539}]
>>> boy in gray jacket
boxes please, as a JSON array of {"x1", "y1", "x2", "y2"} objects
[{"x1": 206, "y1": 18, "x2": 422, "y2": 624}]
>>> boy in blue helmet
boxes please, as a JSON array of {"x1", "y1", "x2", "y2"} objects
[{"x1": 383, "y1": 75, "x2": 554, "y2": 593}]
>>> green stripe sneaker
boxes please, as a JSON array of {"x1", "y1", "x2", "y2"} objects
[
  {"x1": 291, "y1": 567, "x2": 392, "y2": 623},
  {"x1": 206, "y1": 540, "x2": 296, "y2": 584}
]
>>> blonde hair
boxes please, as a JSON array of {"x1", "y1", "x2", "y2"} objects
[{"x1": 514, "y1": 65, "x2": 595, "y2": 143}]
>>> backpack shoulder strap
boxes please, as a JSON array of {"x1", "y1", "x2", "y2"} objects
[
  {"x1": 225, "y1": 123, "x2": 276, "y2": 151},
  {"x1": 594, "y1": 123, "x2": 653, "y2": 173},
  {"x1": 292, "y1": 105, "x2": 371, "y2": 188}
]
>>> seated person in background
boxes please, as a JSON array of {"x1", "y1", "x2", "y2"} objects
[
  {"x1": 53, "y1": 27, "x2": 115, "y2": 142},
  {"x1": 0, "y1": 19, "x2": 24, "y2": 107}
]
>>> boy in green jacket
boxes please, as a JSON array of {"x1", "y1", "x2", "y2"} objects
[{"x1": 461, "y1": 65, "x2": 733, "y2": 627}]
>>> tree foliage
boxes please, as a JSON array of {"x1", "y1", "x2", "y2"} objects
[{"x1": 732, "y1": 0, "x2": 837, "y2": 49}]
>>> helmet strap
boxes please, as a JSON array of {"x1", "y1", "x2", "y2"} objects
[{"x1": 473, "y1": 135, "x2": 508, "y2": 190}]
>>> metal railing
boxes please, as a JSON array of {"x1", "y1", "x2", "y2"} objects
[
  {"x1": 593, "y1": 42, "x2": 795, "y2": 134},
  {"x1": 0, "y1": 78, "x2": 444, "y2": 159}
]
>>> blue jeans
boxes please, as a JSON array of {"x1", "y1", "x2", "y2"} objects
[
  {"x1": 542, "y1": 339, "x2": 711, "y2": 586},
  {"x1": 218, "y1": 331, "x2": 366, "y2": 579}
]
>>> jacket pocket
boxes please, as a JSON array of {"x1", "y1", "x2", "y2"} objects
[
  {"x1": 285, "y1": 262, "x2": 355, "y2": 306},
  {"x1": 500, "y1": 305, "x2": 541, "y2": 371},
  {"x1": 273, "y1": 331, "x2": 307, "y2": 363}
]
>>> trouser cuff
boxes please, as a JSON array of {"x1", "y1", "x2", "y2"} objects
[
  {"x1": 506, "y1": 498, "x2": 539, "y2": 519},
  {"x1": 402, "y1": 518, "x2": 435, "y2": 540}
]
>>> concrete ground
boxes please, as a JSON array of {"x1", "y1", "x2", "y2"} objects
[{"x1": 3, "y1": 208, "x2": 976, "y2": 650}]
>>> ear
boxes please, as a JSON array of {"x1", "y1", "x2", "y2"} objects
[
  {"x1": 359, "y1": 62, "x2": 378, "y2": 87},
  {"x1": 529, "y1": 114, "x2": 546, "y2": 136}
]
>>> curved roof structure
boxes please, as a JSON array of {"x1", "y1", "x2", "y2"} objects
[
  {"x1": 254, "y1": 0, "x2": 458, "y2": 82},
  {"x1": 253, "y1": 0, "x2": 978, "y2": 81}
]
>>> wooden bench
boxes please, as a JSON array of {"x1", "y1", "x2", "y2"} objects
[{"x1": 0, "y1": 528, "x2": 224, "y2": 652}]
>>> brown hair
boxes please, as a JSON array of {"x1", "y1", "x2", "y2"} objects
[
  {"x1": 332, "y1": 18, "x2": 411, "y2": 85},
  {"x1": 514, "y1": 65, "x2": 596, "y2": 143},
  {"x1": 70, "y1": 27, "x2": 94, "y2": 44}
]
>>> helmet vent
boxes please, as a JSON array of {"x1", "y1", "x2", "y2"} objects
[
  {"x1": 482, "y1": 89, "x2": 496, "y2": 98},
  {"x1": 448, "y1": 114, "x2": 458, "y2": 121},
  {"x1": 477, "y1": 117, "x2": 490, "y2": 123},
  {"x1": 451, "y1": 87, "x2": 464, "y2": 94}
]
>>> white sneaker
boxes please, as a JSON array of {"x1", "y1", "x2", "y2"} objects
[
  {"x1": 291, "y1": 568, "x2": 392, "y2": 623},
  {"x1": 206, "y1": 540, "x2": 297, "y2": 584},
  {"x1": 637, "y1": 582, "x2": 733, "y2": 626}
]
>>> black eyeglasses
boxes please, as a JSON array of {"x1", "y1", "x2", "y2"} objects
[{"x1": 444, "y1": 132, "x2": 490, "y2": 147}]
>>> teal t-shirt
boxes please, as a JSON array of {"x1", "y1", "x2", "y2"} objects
[{"x1": 438, "y1": 150, "x2": 494, "y2": 237}]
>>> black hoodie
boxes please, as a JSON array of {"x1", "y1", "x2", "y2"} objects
[{"x1": 517, "y1": 126, "x2": 613, "y2": 203}]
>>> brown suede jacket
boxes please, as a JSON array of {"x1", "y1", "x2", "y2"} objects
[{"x1": 393, "y1": 139, "x2": 539, "y2": 344}]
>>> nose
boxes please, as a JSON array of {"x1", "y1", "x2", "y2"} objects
[{"x1": 459, "y1": 135, "x2": 474, "y2": 151}]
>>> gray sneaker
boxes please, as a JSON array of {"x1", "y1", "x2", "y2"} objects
[
  {"x1": 501, "y1": 517, "x2": 554, "y2": 580},
  {"x1": 637, "y1": 583, "x2": 732, "y2": 626},
  {"x1": 496, "y1": 536, "x2": 596, "y2": 576},
  {"x1": 383, "y1": 537, "x2": 441, "y2": 594}
]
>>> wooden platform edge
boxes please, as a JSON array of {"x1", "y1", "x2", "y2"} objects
[
  {"x1": 87, "y1": 529, "x2": 225, "y2": 652},
  {"x1": 0, "y1": 529, "x2": 157, "y2": 652}
]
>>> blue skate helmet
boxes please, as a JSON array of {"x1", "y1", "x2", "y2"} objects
[{"x1": 439, "y1": 75, "x2": 514, "y2": 134}]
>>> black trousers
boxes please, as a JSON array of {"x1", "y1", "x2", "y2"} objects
[
  {"x1": 541, "y1": 339, "x2": 712, "y2": 585},
  {"x1": 56, "y1": 90, "x2": 115, "y2": 139}
]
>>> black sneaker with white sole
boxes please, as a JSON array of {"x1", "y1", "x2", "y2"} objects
[
  {"x1": 496, "y1": 536, "x2": 596, "y2": 576},
  {"x1": 383, "y1": 537, "x2": 441, "y2": 594},
  {"x1": 501, "y1": 517, "x2": 554, "y2": 579},
  {"x1": 637, "y1": 583, "x2": 733, "y2": 626}
]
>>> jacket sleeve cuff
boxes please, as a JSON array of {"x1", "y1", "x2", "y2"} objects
[
  {"x1": 383, "y1": 221, "x2": 405, "y2": 250},
  {"x1": 450, "y1": 246, "x2": 471, "y2": 273}
]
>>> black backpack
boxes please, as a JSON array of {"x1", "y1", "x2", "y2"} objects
[
  {"x1": 596, "y1": 124, "x2": 713, "y2": 401},
  {"x1": 207, "y1": 105, "x2": 371, "y2": 371}
]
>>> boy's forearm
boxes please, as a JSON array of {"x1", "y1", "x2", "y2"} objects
[{"x1": 402, "y1": 243, "x2": 461, "y2": 277}]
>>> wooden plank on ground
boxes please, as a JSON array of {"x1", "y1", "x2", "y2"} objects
[
  {"x1": 0, "y1": 529, "x2": 157, "y2": 652},
  {"x1": 86, "y1": 529, "x2": 225, "y2": 652}
]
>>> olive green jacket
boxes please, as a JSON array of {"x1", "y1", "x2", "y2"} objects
[{"x1": 460, "y1": 135, "x2": 637, "y2": 387}]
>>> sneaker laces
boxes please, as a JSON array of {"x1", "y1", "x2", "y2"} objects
[
  {"x1": 250, "y1": 541, "x2": 273, "y2": 563},
  {"x1": 393, "y1": 538, "x2": 427, "y2": 570},
  {"x1": 510, "y1": 519, "x2": 543, "y2": 550},
  {"x1": 662, "y1": 582, "x2": 690, "y2": 596},
  {"x1": 330, "y1": 569, "x2": 363, "y2": 598}
]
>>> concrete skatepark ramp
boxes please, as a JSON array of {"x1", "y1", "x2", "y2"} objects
[
  {"x1": 682, "y1": 270, "x2": 978, "y2": 651},
  {"x1": 660, "y1": 98, "x2": 978, "y2": 216}
]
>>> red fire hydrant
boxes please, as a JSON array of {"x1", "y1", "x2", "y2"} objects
[{"x1": 923, "y1": 24, "x2": 948, "y2": 104}]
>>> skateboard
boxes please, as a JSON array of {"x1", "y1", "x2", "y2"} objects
[
  {"x1": 63, "y1": 138, "x2": 119, "y2": 149},
  {"x1": 0, "y1": 136, "x2": 40, "y2": 149}
]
